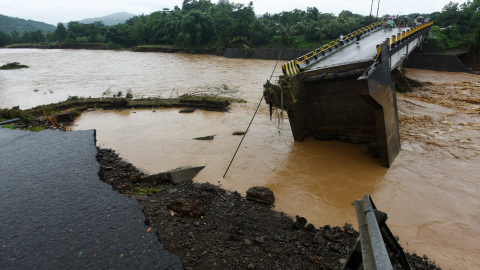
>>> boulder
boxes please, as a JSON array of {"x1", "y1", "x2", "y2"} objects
[
  {"x1": 167, "y1": 199, "x2": 204, "y2": 217},
  {"x1": 292, "y1": 215, "x2": 307, "y2": 230},
  {"x1": 245, "y1": 186, "x2": 275, "y2": 204},
  {"x1": 179, "y1": 108, "x2": 195, "y2": 113}
]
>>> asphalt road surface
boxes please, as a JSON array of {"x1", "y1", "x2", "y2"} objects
[
  {"x1": 311, "y1": 27, "x2": 409, "y2": 69},
  {"x1": 0, "y1": 128, "x2": 183, "y2": 269}
]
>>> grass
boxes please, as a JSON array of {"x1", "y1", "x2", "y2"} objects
[
  {"x1": 2, "y1": 123, "x2": 43, "y2": 132},
  {"x1": 0, "y1": 94, "x2": 237, "y2": 131},
  {"x1": 0, "y1": 107, "x2": 33, "y2": 123},
  {"x1": 4, "y1": 43, "x2": 32, "y2": 48},
  {"x1": 0, "y1": 62, "x2": 29, "y2": 70},
  {"x1": 131, "y1": 187, "x2": 162, "y2": 195},
  {"x1": 30, "y1": 126, "x2": 44, "y2": 132},
  {"x1": 1, "y1": 124, "x2": 15, "y2": 130}
]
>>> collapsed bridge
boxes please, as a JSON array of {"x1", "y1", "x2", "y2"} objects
[{"x1": 267, "y1": 22, "x2": 434, "y2": 167}]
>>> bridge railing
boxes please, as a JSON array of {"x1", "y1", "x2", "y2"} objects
[
  {"x1": 375, "y1": 21, "x2": 434, "y2": 62},
  {"x1": 282, "y1": 22, "x2": 383, "y2": 76}
]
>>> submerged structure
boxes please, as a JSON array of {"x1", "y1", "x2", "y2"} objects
[{"x1": 266, "y1": 22, "x2": 434, "y2": 167}]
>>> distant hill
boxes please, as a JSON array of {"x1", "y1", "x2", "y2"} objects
[
  {"x1": 78, "y1": 12, "x2": 136, "y2": 26},
  {"x1": 0, "y1": 14, "x2": 56, "y2": 35}
]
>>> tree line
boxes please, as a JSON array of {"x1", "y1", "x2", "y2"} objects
[
  {"x1": 428, "y1": 0, "x2": 480, "y2": 51},
  {"x1": 0, "y1": 0, "x2": 479, "y2": 53}
]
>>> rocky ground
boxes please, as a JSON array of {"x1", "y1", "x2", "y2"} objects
[{"x1": 97, "y1": 148, "x2": 441, "y2": 270}]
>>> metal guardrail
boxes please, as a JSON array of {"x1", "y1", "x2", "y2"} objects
[
  {"x1": 0, "y1": 118, "x2": 21, "y2": 125},
  {"x1": 343, "y1": 194, "x2": 411, "y2": 270},
  {"x1": 375, "y1": 21, "x2": 434, "y2": 61},
  {"x1": 282, "y1": 22, "x2": 383, "y2": 76},
  {"x1": 282, "y1": 21, "x2": 434, "y2": 77}
]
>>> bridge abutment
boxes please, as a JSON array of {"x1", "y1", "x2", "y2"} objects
[{"x1": 285, "y1": 43, "x2": 400, "y2": 167}]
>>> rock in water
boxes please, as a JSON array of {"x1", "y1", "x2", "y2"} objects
[
  {"x1": 293, "y1": 215, "x2": 307, "y2": 230},
  {"x1": 194, "y1": 135, "x2": 215, "y2": 140},
  {"x1": 179, "y1": 108, "x2": 195, "y2": 113},
  {"x1": 245, "y1": 186, "x2": 275, "y2": 204}
]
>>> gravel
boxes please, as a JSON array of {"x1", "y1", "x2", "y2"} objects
[{"x1": 98, "y1": 148, "x2": 441, "y2": 270}]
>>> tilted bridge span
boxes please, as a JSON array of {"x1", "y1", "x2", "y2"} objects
[{"x1": 267, "y1": 22, "x2": 434, "y2": 167}]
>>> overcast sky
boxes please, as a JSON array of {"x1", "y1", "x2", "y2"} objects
[{"x1": 1, "y1": 0, "x2": 459, "y2": 25}]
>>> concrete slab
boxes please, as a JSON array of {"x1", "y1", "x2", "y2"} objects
[
  {"x1": 167, "y1": 166, "x2": 205, "y2": 184},
  {"x1": 0, "y1": 128, "x2": 183, "y2": 269}
]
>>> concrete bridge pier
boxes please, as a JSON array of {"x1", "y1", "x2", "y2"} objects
[
  {"x1": 358, "y1": 42, "x2": 401, "y2": 167},
  {"x1": 285, "y1": 43, "x2": 400, "y2": 167}
]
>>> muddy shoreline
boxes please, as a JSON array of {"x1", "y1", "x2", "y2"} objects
[
  {"x1": 0, "y1": 95, "x2": 238, "y2": 130},
  {"x1": 1, "y1": 94, "x2": 443, "y2": 269},
  {"x1": 97, "y1": 148, "x2": 440, "y2": 269}
]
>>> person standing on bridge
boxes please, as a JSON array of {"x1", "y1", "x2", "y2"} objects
[
  {"x1": 339, "y1": 35, "x2": 344, "y2": 46},
  {"x1": 355, "y1": 33, "x2": 361, "y2": 47}
]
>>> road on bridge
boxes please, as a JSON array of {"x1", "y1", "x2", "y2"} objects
[{"x1": 311, "y1": 27, "x2": 409, "y2": 70}]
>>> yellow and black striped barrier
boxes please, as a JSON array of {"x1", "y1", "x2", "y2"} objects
[
  {"x1": 281, "y1": 60, "x2": 300, "y2": 76},
  {"x1": 281, "y1": 21, "x2": 383, "y2": 76}
]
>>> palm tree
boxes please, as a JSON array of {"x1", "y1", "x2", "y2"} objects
[{"x1": 276, "y1": 23, "x2": 297, "y2": 45}]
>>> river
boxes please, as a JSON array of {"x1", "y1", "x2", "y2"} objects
[{"x1": 1, "y1": 48, "x2": 478, "y2": 269}]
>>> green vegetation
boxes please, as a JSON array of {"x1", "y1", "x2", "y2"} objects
[
  {"x1": 263, "y1": 76, "x2": 299, "y2": 110},
  {"x1": 0, "y1": 107, "x2": 33, "y2": 123},
  {"x1": 392, "y1": 69, "x2": 429, "y2": 93},
  {"x1": 1, "y1": 94, "x2": 237, "y2": 130},
  {"x1": 131, "y1": 187, "x2": 162, "y2": 195},
  {"x1": 1, "y1": 124, "x2": 15, "y2": 130},
  {"x1": 428, "y1": 0, "x2": 480, "y2": 52},
  {"x1": 1, "y1": 2, "x2": 377, "y2": 51},
  {"x1": 29, "y1": 126, "x2": 44, "y2": 132},
  {"x1": 1, "y1": 0, "x2": 478, "y2": 53},
  {"x1": 0, "y1": 14, "x2": 55, "y2": 39},
  {"x1": 0, "y1": 62, "x2": 29, "y2": 70}
]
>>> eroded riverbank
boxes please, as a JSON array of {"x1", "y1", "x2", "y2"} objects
[
  {"x1": 2, "y1": 49, "x2": 479, "y2": 268},
  {"x1": 97, "y1": 147, "x2": 440, "y2": 269},
  {"x1": 73, "y1": 69, "x2": 480, "y2": 270}
]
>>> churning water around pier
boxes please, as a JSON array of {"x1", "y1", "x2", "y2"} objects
[{"x1": 1, "y1": 49, "x2": 479, "y2": 269}]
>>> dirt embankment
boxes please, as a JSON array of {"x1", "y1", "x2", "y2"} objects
[
  {"x1": 1, "y1": 95, "x2": 237, "y2": 131},
  {"x1": 6, "y1": 43, "x2": 107, "y2": 50},
  {"x1": 97, "y1": 147, "x2": 441, "y2": 270}
]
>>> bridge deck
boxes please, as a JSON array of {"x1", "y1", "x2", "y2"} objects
[{"x1": 310, "y1": 27, "x2": 410, "y2": 70}]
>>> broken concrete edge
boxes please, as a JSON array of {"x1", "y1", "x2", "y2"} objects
[{"x1": 140, "y1": 166, "x2": 206, "y2": 184}]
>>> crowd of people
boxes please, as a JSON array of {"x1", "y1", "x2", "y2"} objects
[{"x1": 382, "y1": 16, "x2": 431, "y2": 31}]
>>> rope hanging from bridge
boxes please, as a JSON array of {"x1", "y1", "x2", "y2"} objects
[{"x1": 222, "y1": 53, "x2": 282, "y2": 178}]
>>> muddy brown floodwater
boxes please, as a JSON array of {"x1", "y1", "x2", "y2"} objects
[
  {"x1": 73, "y1": 70, "x2": 480, "y2": 270},
  {"x1": 1, "y1": 49, "x2": 479, "y2": 269}
]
